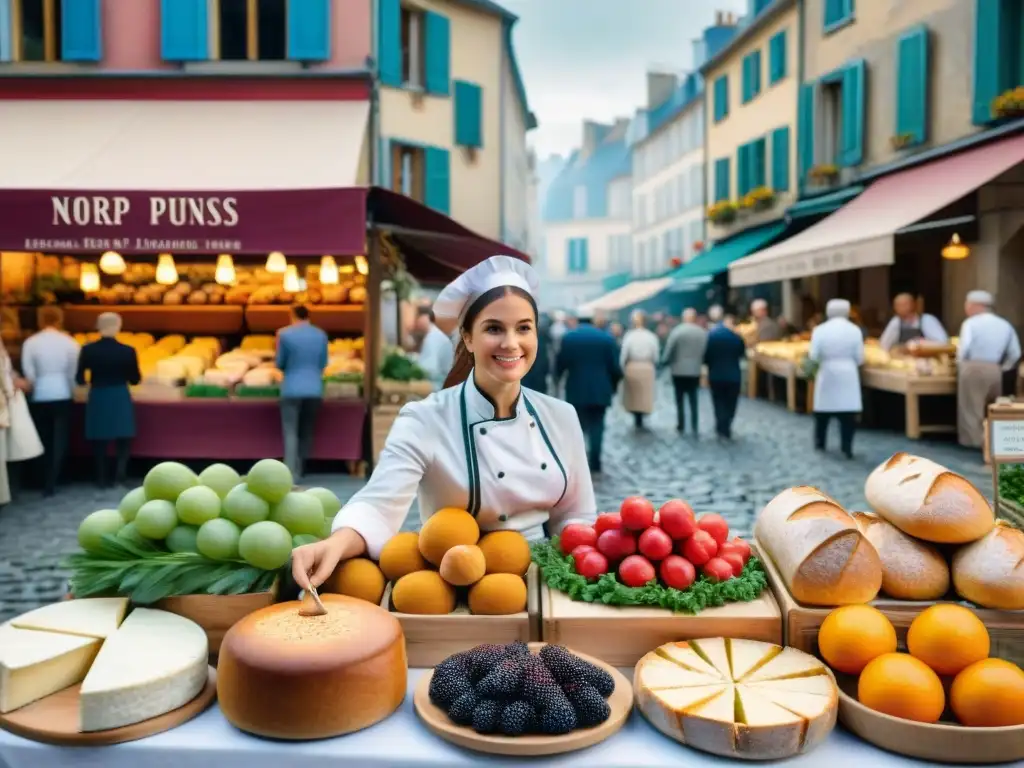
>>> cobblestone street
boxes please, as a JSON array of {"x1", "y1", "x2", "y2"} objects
[{"x1": 0, "y1": 378, "x2": 990, "y2": 623}]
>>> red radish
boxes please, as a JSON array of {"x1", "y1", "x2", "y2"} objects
[
  {"x1": 559, "y1": 524, "x2": 597, "y2": 555},
  {"x1": 697, "y1": 514, "x2": 730, "y2": 546},
  {"x1": 576, "y1": 550, "x2": 609, "y2": 580},
  {"x1": 618, "y1": 554, "x2": 656, "y2": 587},
  {"x1": 619, "y1": 496, "x2": 656, "y2": 531},
  {"x1": 703, "y1": 557, "x2": 735, "y2": 582},
  {"x1": 638, "y1": 527, "x2": 673, "y2": 561},
  {"x1": 682, "y1": 530, "x2": 718, "y2": 566},
  {"x1": 719, "y1": 551, "x2": 745, "y2": 577},
  {"x1": 659, "y1": 555, "x2": 696, "y2": 590},
  {"x1": 594, "y1": 513, "x2": 623, "y2": 536},
  {"x1": 596, "y1": 528, "x2": 636, "y2": 561},
  {"x1": 729, "y1": 537, "x2": 752, "y2": 563},
  {"x1": 657, "y1": 499, "x2": 697, "y2": 540}
]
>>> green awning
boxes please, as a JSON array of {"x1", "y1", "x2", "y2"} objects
[
  {"x1": 669, "y1": 221, "x2": 788, "y2": 282},
  {"x1": 786, "y1": 186, "x2": 863, "y2": 219}
]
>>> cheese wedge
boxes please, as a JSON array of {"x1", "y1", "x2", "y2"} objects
[
  {"x1": 656, "y1": 642, "x2": 724, "y2": 679},
  {"x1": 735, "y1": 688, "x2": 805, "y2": 760},
  {"x1": 11, "y1": 598, "x2": 128, "y2": 639},
  {"x1": 679, "y1": 688, "x2": 737, "y2": 756},
  {"x1": 641, "y1": 685, "x2": 727, "y2": 741},
  {"x1": 728, "y1": 639, "x2": 781, "y2": 681},
  {"x1": 636, "y1": 658, "x2": 723, "y2": 690},
  {"x1": 747, "y1": 675, "x2": 836, "y2": 696},
  {"x1": 743, "y1": 647, "x2": 826, "y2": 682},
  {"x1": 0, "y1": 623, "x2": 101, "y2": 713},
  {"x1": 762, "y1": 687, "x2": 838, "y2": 751},
  {"x1": 690, "y1": 638, "x2": 732, "y2": 679},
  {"x1": 79, "y1": 608, "x2": 208, "y2": 732}
]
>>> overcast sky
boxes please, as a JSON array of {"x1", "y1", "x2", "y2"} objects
[{"x1": 501, "y1": 0, "x2": 749, "y2": 159}]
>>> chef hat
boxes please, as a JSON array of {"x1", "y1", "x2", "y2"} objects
[
  {"x1": 826, "y1": 299, "x2": 851, "y2": 318},
  {"x1": 966, "y1": 289, "x2": 994, "y2": 306},
  {"x1": 433, "y1": 255, "x2": 539, "y2": 324},
  {"x1": 575, "y1": 306, "x2": 594, "y2": 320}
]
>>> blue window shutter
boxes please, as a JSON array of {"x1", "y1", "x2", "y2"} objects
[
  {"x1": 61, "y1": 0, "x2": 102, "y2": 61},
  {"x1": 714, "y1": 75, "x2": 729, "y2": 121},
  {"x1": 424, "y1": 12, "x2": 451, "y2": 96},
  {"x1": 741, "y1": 56, "x2": 751, "y2": 103},
  {"x1": 424, "y1": 147, "x2": 451, "y2": 214},
  {"x1": 750, "y1": 50, "x2": 762, "y2": 99},
  {"x1": 454, "y1": 80, "x2": 483, "y2": 147},
  {"x1": 737, "y1": 145, "x2": 749, "y2": 196},
  {"x1": 769, "y1": 31, "x2": 787, "y2": 84},
  {"x1": 287, "y1": 0, "x2": 330, "y2": 61},
  {"x1": 752, "y1": 138, "x2": 766, "y2": 188},
  {"x1": 824, "y1": 0, "x2": 843, "y2": 28},
  {"x1": 0, "y1": 0, "x2": 12, "y2": 62},
  {"x1": 972, "y1": 0, "x2": 1005, "y2": 124},
  {"x1": 566, "y1": 240, "x2": 575, "y2": 272},
  {"x1": 580, "y1": 239, "x2": 589, "y2": 272},
  {"x1": 160, "y1": 0, "x2": 208, "y2": 60},
  {"x1": 896, "y1": 26, "x2": 929, "y2": 145},
  {"x1": 714, "y1": 157, "x2": 731, "y2": 201},
  {"x1": 771, "y1": 126, "x2": 790, "y2": 192},
  {"x1": 377, "y1": 0, "x2": 401, "y2": 87},
  {"x1": 840, "y1": 59, "x2": 866, "y2": 167},
  {"x1": 797, "y1": 83, "x2": 815, "y2": 184}
]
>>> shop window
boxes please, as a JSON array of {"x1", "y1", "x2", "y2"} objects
[
  {"x1": 218, "y1": 0, "x2": 287, "y2": 61},
  {"x1": 15, "y1": 0, "x2": 64, "y2": 62},
  {"x1": 391, "y1": 143, "x2": 425, "y2": 202}
]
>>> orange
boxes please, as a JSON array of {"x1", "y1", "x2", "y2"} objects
[
  {"x1": 950, "y1": 658, "x2": 1024, "y2": 727},
  {"x1": 906, "y1": 604, "x2": 990, "y2": 676},
  {"x1": 859, "y1": 653, "x2": 945, "y2": 723},
  {"x1": 817, "y1": 605, "x2": 898, "y2": 675}
]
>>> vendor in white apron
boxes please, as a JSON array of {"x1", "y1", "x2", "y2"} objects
[
  {"x1": 808, "y1": 299, "x2": 865, "y2": 458},
  {"x1": 292, "y1": 255, "x2": 597, "y2": 589},
  {"x1": 878, "y1": 293, "x2": 949, "y2": 352}
]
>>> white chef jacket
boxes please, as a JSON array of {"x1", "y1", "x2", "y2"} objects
[
  {"x1": 957, "y1": 312, "x2": 1022, "y2": 371},
  {"x1": 878, "y1": 313, "x2": 948, "y2": 352},
  {"x1": 20, "y1": 328, "x2": 80, "y2": 402},
  {"x1": 332, "y1": 373, "x2": 597, "y2": 559},
  {"x1": 808, "y1": 318, "x2": 865, "y2": 413},
  {"x1": 416, "y1": 323, "x2": 455, "y2": 390}
]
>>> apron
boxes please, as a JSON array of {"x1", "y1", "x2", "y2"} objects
[
  {"x1": 957, "y1": 360, "x2": 1002, "y2": 448},
  {"x1": 85, "y1": 384, "x2": 136, "y2": 441},
  {"x1": 622, "y1": 362, "x2": 656, "y2": 414},
  {"x1": 897, "y1": 322, "x2": 925, "y2": 345}
]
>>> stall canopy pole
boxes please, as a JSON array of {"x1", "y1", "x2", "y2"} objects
[{"x1": 365, "y1": 230, "x2": 383, "y2": 409}]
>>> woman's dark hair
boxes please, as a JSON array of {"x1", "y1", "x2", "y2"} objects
[
  {"x1": 442, "y1": 285, "x2": 538, "y2": 389},
  {"x1": 292, "y1": 304, "x2": 310, "y2": 321}
]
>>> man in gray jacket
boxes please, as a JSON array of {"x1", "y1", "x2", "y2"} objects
[{"x1": 662, "y1": 308, "x2": 708, "y2": 434}]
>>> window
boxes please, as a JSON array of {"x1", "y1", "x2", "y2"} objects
[
  {"x1": 217, "y1": 0, "x2": 287, "y2": 60},
  {"x1": 769, "y1": 30, "x2": 787, "y2": 85},
  {"x1": 896, "y1": 26, "x2": 929, "y2": 145},
  {"x1": 399, "y1": 5, "x2": 425, "y2": 86},
  {"x1": 567, "y1": 238, "x2": 589, "y2": 273},
  {"x1": 573, "y1": 185, "x2": 587, "y2": 218},
  {"x1": 738, "y1": 138, "x2": 766, "y2": 197},
  {"x1": 817, "y1": 80, "x2": 843, "y2": 166},
  {"x1": 771, "y1": 126, "x2": 791, "y2": 192},
  {"x1": 823, "y1": 0, "x2": 855, "y2": 32},
  {"x1": 5, "y1": 0, "x2": 99, "y2": 62},
  {"x1": 713, "y1": 157, "x2": 730, "y2": 202},
  {"x1": 391, "y1": 143, "x2": 425, "y2": 202},
  {"x1": 742, "y1": 50, "x2": 762, "y2": 103},
  {"x1": 713, "y1": 75, "x2": 729, "y2": 122},
  {"x1": 808, "y1": 60, "x2": 865, "y2": 169},
  {"x1": 636, "y1": 241, "x2": 646, "y2": 275},
  {"x1": 376, "y1": 0, "x2": 449, "y2": 92},
  {"x1": 973, "y1": 0, "x2": 1024, "y2": 124},
  {"x1": 689, "y1": 220, "x2": 703, "y2": 256}
]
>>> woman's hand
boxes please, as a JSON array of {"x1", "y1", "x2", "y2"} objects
[
  {"x1": 13, "y1": 376, "x2": 31, "y2": 393},
  {"x1": 290, "y1": 527, "x2": 367, "y2": 591}
]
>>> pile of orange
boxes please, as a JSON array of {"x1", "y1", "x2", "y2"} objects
[{"x1": 818, "y1": 604, "x2": 1024, "y2": 727}]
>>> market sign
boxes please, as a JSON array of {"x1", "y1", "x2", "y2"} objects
[
  {"x1": 728, "y1": 235, "x2": 895, "y2": 287},
  {"x1": 0, "y1": 188, "x2": 368, "y2": 255}
]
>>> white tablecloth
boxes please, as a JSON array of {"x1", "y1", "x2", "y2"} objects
[{"x1": 0, "y1": 669, "x2": 986, "y2": 768}]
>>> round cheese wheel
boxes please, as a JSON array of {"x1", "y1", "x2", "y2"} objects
[{"x1": 216, "y1": 594, "x2": 407, "y2": 739}]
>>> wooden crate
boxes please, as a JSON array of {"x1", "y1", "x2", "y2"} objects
[
  {"x1": 380, "y1": 564, "x2": 540, "y2": 668},
  {"x1": 756, "y1": 537, "x2": 1024, "y2": 666},
  {"x1": 539, "y1": 558, "x2": 782, "y2": 668}
]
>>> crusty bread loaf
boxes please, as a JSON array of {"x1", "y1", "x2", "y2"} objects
[
  {"x1": 864, "y1": 453, "x2": 995, "y2": 544},
  {"x1": 851, "y1": 511, "x2": 950, "y2": 600},
  {"x1": 217, "y1": 594, "x2": 407, "y2": 739},
  {"x1": 952, "y1": 521, "x2": 1024, "y2": 610},
  {"x1": 754, "y1": 487, "x2": 882, "y2": 606}
]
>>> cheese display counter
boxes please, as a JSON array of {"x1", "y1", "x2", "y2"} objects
[{"x1": 748, "y1": 341, "x2": 813, "y2": 414}]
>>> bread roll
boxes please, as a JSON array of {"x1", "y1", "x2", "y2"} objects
[
  {"x1": 864, "y1": 453, "x2": 994, "y2": 544},
  {"x1": 952, "y1": 521, "x2": 1024, "y2": 610},
  {"x1": 851, "y1": 511, "x2": 950, "y2": 600},
  {"x1": 754, "y1": 487, "x2": 882, "y2": 606},
  {"x1": 216, "y1": 594, "x2": 407, "y2": 739}
]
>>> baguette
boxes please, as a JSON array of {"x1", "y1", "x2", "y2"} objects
[
  {"x1": 951, "y1": 521, "x2": 1024, "y2": 610},
  {"x1": 754, "y1": 486, "x2": 882, "y2": 606},
  {"x1": 864, "y1": 452, "x2": 995, "y2": 544},
  {"x1": 851, "y1": 511, "x2": 950, "y2": 600}
]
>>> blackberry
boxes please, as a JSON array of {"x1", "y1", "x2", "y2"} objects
[
  {"x1": 429, "y1": 667, "x2": 473, "y2": 708},
  {"x1": 562, "y1": 680, "x2": 611, "y2": 727},
  {"x1": 476, "y1": 657, "x2": 525, "y2": 699},
  {"x1": 466, "y1": 643, "x2": 507, "y2": 682},
  {"x1": 503, "y1": 641, "x2": 530, "y2": 658},
  {"x1": 447, "y1": 691, "x2": 478, "y2": 726},
  {"x1": 538, "y1": 698, "x2": 578, "y2": 735},
  {"x1": 470, "y1": 698, "x2": 502, "y2": 734},
  {"x1": 521, "y1": 655, "x2": 563, "y2": 708},
  {"x1": 498, "y1": 700, "x2": 535, "y2": 736},
  {"x1": 539, "y1": 645, "x2": 615, "y2": 697}
]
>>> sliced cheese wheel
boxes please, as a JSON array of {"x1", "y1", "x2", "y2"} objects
[
  {"x1": 743, "y1": 647, "x2": 825, "y2": 682},
  {"x1": 637, "y1": 658, "x2": 723, "y2": 690},
  {"x1": 762, "y1": 688, "x2": 835, "y2": 718},
  {"x1": 728, "y1": 639, "x2": 781, "y2": 682},
  {"x1": 735, "y1": 687, "x2": 805, "y2": 760},
  {"x1": 11, "y1": 598, "x2": 128, "y2": 639},
  {"x1": 691, "y1": 638, "x2": 732, "y2": 679},
  {"x1": 79, "y1": 608, "x2": 208, "y2": 732},
  {"x1": 642, "y1": 685, "x2": 728, "y2": 741},
  {"x1": 680, "y1": 688, "x2": 737, "y2": 756},
  {"x1": 763, "y1": 688, "x2": 838, "y2": 751},
  {"x1": 747, "y1": 675, "x2": 836, "y2": 696},
  {"x1": 656, "y1": 642, "x2": 724, "y2": 678},
  {"x1": 0, "y1": 623, "x2": 101, "y2": 713}
]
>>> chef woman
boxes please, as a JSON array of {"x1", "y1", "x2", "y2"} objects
[{"x1": 292, "y1": 256, "x2": 597, "y2": 590}]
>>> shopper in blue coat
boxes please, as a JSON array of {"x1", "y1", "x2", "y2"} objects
[{"x1": 703, "y1": 307, "x2": 747, "y2": 440}]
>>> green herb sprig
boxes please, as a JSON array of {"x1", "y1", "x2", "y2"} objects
[
  {"x1": 531, "y1": 537, "x2": 767, "y2": 615},
  {"x1": 61, "y1": 534, "x2": 279, "y2": 605}
]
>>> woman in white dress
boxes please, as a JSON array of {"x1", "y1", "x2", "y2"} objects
[
  {"x1": 293, "y1": 256, "x2": 597, "y2": 589},
  {"x1": 619, "y1": 310, "x2": 660, "y2": 429}
]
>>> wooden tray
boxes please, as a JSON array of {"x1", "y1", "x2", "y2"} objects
[
  {"x1": 413, "y1": 642, "x2": 632, "y2": 756},
  {"x1": 381, "y1": 565, "x2": 541, "y2": 667},
  {"x1": 755, "y1": 536, "x2": 1024, "y2": 666},
  {"x1": 0, "y1": 666, "x2": 217, "y2": 746},
  {"x1": 834, "y1": 672, "x2": 1024, "y2": 764},
  {"x1": 539, "y1": 551, "x2": 782, "y2": 668}
]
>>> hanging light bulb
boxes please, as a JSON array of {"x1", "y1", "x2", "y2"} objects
[
  {"x1": 340, "y1": 264, "x2": 355, "y2": 275},
  {"x1": 283, "y1": 264, "x2": 300, "y2": 293},
  {"x1": 155, "y1": 253, "x2": 178, "y2": 285},
  {"x1": 941, "y1": 233, "x2": 970, "y2": 260},
  {"x1": 98, "y1": 250, "x2": 126, "y2": 275},
  {"x1": 266, "y1": 251, "x2": 287, "y2": 273},
  {"x1": 79, "y1": 263, "x2": 100, "y2": 293},
  {"x1": 215, "y1": 254, "x2": 236, "y2": 285},
  {"x1": 354, "y1": 255, "x2": 369, "y2": 275},
  {"x1": 319, "y1": 255, "x2": 339, "y2": 285}
]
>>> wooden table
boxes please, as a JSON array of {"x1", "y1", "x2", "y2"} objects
[
  {"x1": 860, "y1": 368, "x2": 957, "y2": 440},
  {"x1": 747, "y1": 353, "x2": 813, "y2": 413}
]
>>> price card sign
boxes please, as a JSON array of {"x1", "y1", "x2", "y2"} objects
[
  {"x1": 991, "y1": 420, "x2": 1024, "y2": 459},
  {"x1": 988, "y1": 400, "x2": 1024, "y2": 528}
]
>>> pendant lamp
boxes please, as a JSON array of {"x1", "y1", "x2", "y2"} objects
[
  {"x1": 319, "y1": 255, "x2": 339, "y2": 285},
  {"x1": 941, "y1": 233, "x2": 969, "y2": 260},
  {"x1": 215, "y1": 254, "x2": 236, "y2": 285},
  {"x1": 155, "y1": 253, "x2": 178, "y2": 285},
  {"x1": 79, "y1": 263, "x2": 100, "y2": 293},
  {"x1": 266, "y1": 251, "x2": 287, "y2": 273},
  {"x1": 283, "y1": 264, "x2": 300, "y2": 293},
  {"x1": 354, "y1": 255, "x2": 369, "y2": 275},
  {"x1": 98, "y1": 250, "x2": 126, "y2": 275}
]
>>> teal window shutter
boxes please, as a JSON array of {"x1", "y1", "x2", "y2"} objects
[
  {"x1": 771, "y1": 126, "x2": 790, "y2": 192},
  {"x1": 579, "y1": 239, "x2": 589, "y2": 272},
  {"x1": 769, "y1": 31, "x2": 787, "y2": 84},
  {"x1": 61, "y1": 0, "x2": 102, "y2": 61},
  {"x1": 287, "y1": 0, "x2": 331, "y2": 61},
  {"x1": 424, "y1": 12, "x2": 451, "y2": 96},
  {"x1": 566, "y1": 240, "x2": 576, "y2": 272},
  {"x1": 454, "y1": 80, "x2": 483, "y2": 147},
  {"x1": 840, "y1": 59, "x2": 866, "y2": 167},
  {"x1": 737, "y1": 145, "x2": 750, "y2": 196},
  {"x1": 0, "y1": 0, "x2": 9, "y2": 62},
  {"x1": 714, "y1": 157, "x2": 730, "y2": 201},
  {"x1": 972, "y1": 0, "x2": 1006, "y2": 125},
  {"x1": 378, "y1": 137, "x2": 392, "y2": 187},
  {"x1": 160, "y1": 0, "x2": 208, "y2": 61},
  {"x1": 824, "y1": 0, "x2": 854, "y2": 30},
  {"x1": 749, "y1": 50, "x2": 762, "y2": 100},
  {"x1": 895, "y1": 26, "x2": 929, "y2": 145},
  {"x1": 797, "y1": 83, "x2": 815, "y2": 184},
  {"x1": 752, "y1": 138, "x2": 767, "y2": 188},
  {"x1": 377, "y1": 0, "x2": 401, "y2": 87},
  {"x1": 714, "y1": 75, "x2": 729, "y2": 121},
  {"x1": 424, "y1": 147, "x2": 451, "y2": 214}
]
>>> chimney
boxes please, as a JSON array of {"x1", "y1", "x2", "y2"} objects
[{"x1": 646, "y1": 71, "x2": 679, "y2": 109}]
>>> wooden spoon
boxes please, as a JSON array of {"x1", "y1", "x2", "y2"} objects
[{"x1": 298, "y1": 582, "x2": 328, "y2": 617}]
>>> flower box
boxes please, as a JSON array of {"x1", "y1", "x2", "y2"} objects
[
  {"x1": 707, "y1": 201, "x2": 738, "y2": 225},
  {"x1": 808, "y1": 164, "x2": 839, "y2": 184},
  {"x1": 992, "y1": 87, "x2": 1024, "y2": 119}
]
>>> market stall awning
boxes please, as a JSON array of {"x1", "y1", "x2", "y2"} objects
[
  {"x1": 728, "y1": 132, "x2": 1024, "y2": 287},
  {"x1": 576, "y1": 277, "x2": 673, "y2": 313},
  {"x1": 670, "y1": 221, "x2": 788, "y2": 282}
]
